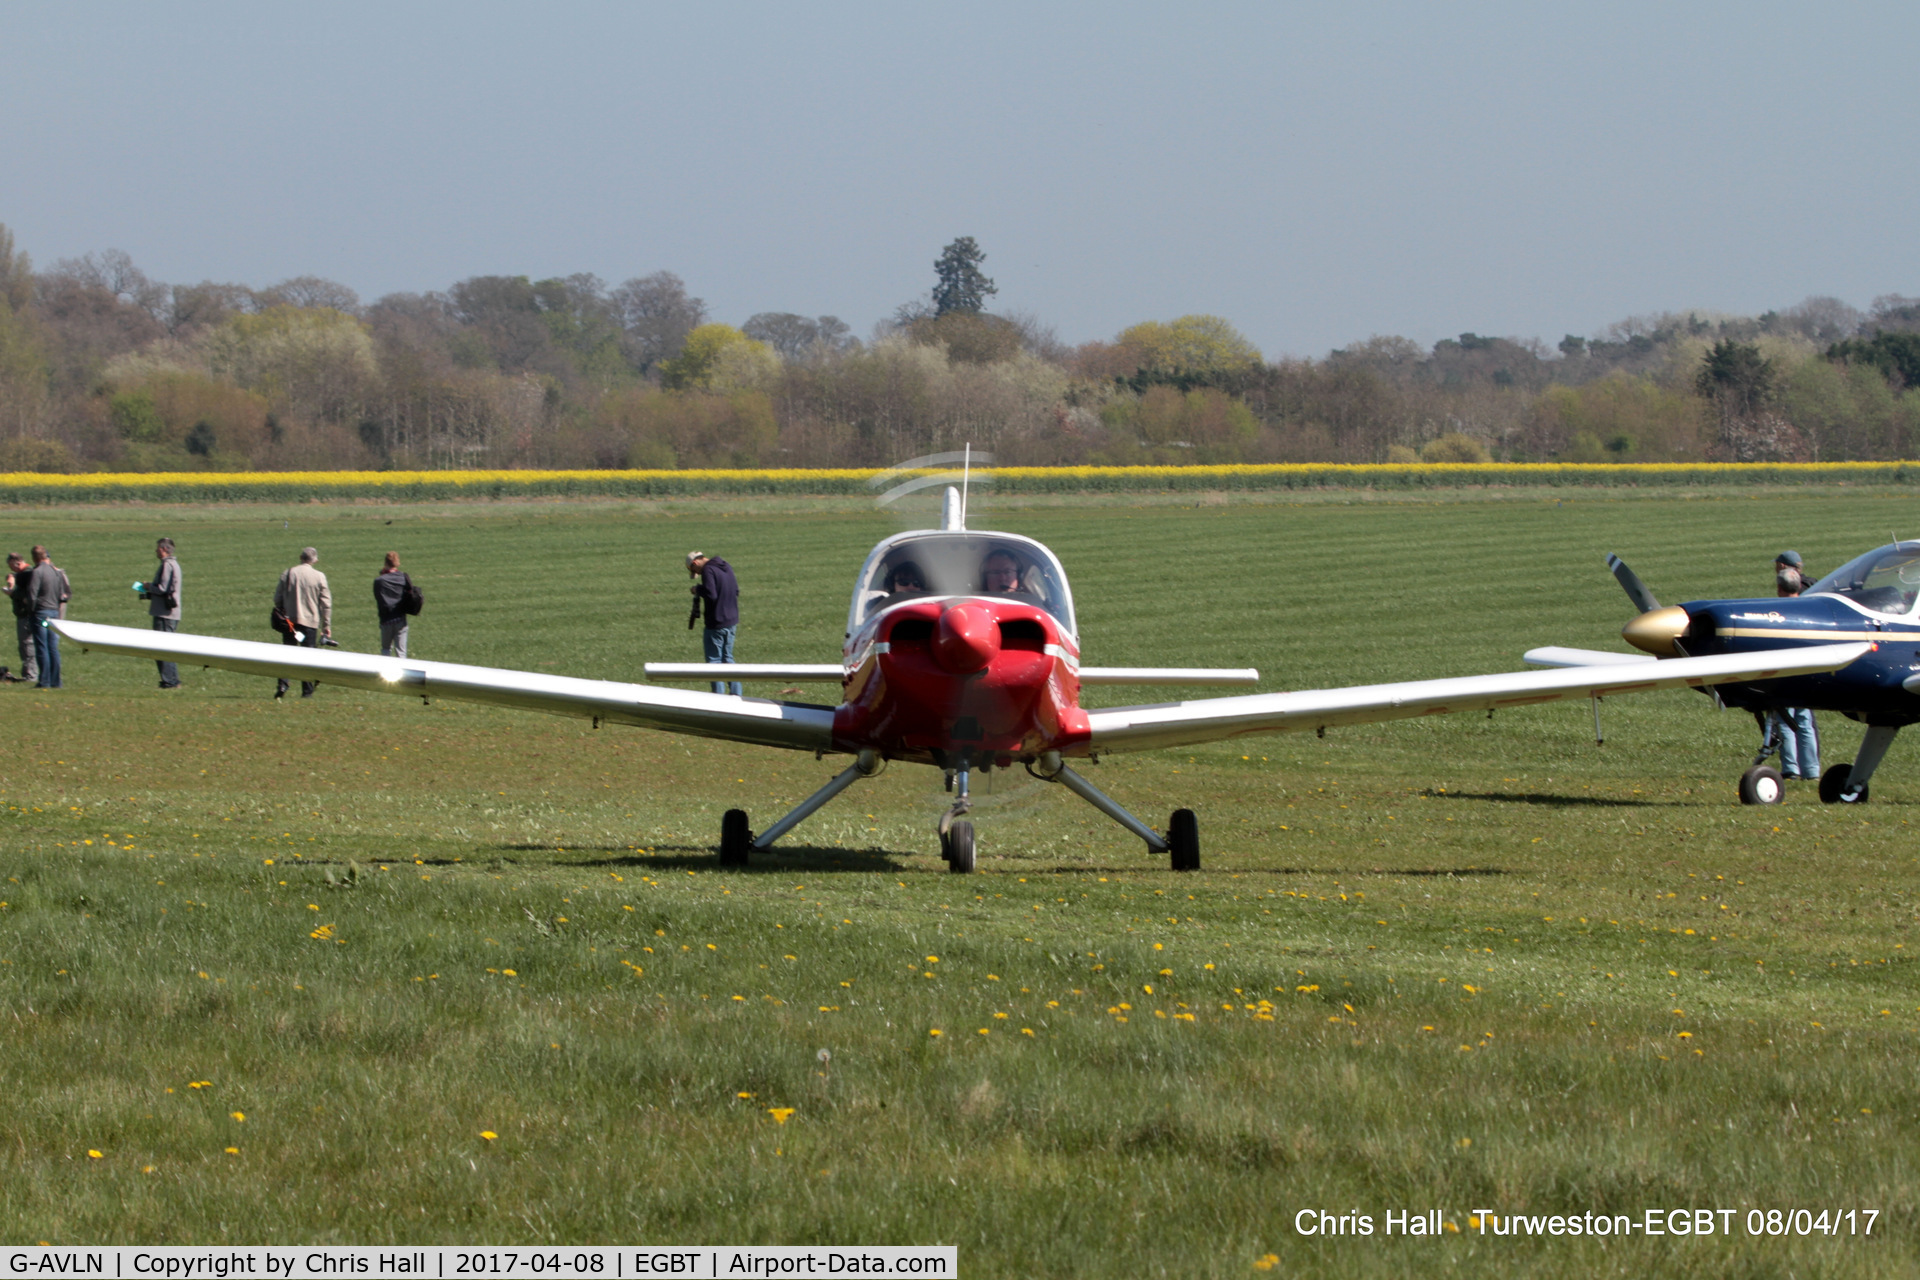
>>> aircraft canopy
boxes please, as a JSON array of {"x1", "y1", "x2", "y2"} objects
[
  {"x1": 1808, "y1": 540, "x2": 1920, "y2": 616},
  {"x1": 850, "y1": 531, "x2": 1076, "y2": 635}
]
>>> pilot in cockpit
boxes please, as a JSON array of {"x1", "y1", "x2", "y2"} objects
[{"x1": 981, "y1": 549, "x2": 1024, "y2": 594}]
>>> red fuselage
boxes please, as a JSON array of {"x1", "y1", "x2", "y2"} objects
[{"x1": 835, "y1": 596, "x2": 1091, "y2": 765}]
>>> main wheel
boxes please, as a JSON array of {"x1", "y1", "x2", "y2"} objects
[
  {"x1": 1818, "y1": 763, "x2": 1868, "y2": 804},
  {"x1": 719, "y1": 808, "x2": 752, "y2": 866},
  {"x1": 946, "y1": 820, "x2": 976, "y2": 873},
  {"x1": 1168, "y1": 808, "x2": 1200, "y2": 871},
  {"x1": 1738, "y1": 766, "x2": 1784, "y2": 806}
]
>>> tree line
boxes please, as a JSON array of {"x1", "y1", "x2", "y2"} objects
[{"x1": 0, "y1": 225, "x2": 1916, "y2": 473}]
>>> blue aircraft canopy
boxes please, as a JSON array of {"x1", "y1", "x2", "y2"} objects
[{"x1": 1807, "y1": 541, "x2": 1920, "y2": 616}]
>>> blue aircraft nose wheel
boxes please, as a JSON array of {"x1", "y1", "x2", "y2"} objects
[
  {"x1": 1738, "y1": 766, "x2": 1784, "y2": 806},
  {"x1": 1818, "y1": 765, "x2": 1867, "y2": 804}
]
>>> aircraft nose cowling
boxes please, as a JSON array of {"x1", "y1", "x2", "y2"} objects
[{"x1": 933, "y1": 603, "x2": 1001, "y2": 674}]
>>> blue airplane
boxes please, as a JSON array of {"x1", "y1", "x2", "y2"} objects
[{"x1": 1526, "y1": 542, "x2": 1920, "y2": 808}]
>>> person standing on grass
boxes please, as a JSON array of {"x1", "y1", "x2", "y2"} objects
[
  {"x1": 138, "y1": 537, "x2": 183, "y2": 689},
  {"x1": 26, "y1": 545, "x2": 70, "y2": 689},
  {"x1": 2, "y1": 551, "x2": 36, "y2": 683},
  {"x1": 686, "y1": 551, "x2": 742, "y2": 696},
  {"x1": 1768, "y1": 549, "x2": 1820, "y2": 780},
  {"x1": 372, "y1": 551, "x2": 413, "y2": 658},
  {"x1": 273, "y1": 546, "x2": 330, "y2": 699}
]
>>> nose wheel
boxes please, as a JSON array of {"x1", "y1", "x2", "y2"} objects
[
  {"x1": 941, "y1": 820, "x2": 976, "y2": 873},
  {"x1": 1738, "y1": 766, "x2": 1783, "y2": 806}
]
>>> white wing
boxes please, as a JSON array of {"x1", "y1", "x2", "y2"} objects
[
  {"x1": 1084, "y1": 643, "x2": 1869, "y2": 754},
  {"x1": 1522, "y1": 646, "x2": 1658, "y2": 668},
  {"x1": 54, "y1": 621, "x2": 835, "y2": 753},
  {"x1": 646, "y1": 663, "x2": 845, "y2": 683}
]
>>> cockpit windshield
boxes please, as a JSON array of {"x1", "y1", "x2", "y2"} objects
[
  {"x1": 1807, "y1": 541, "x2": 1920, "y2": 616},
  {"x1": 851, "y1": 532, "x2": 1076, "y2": 634}
]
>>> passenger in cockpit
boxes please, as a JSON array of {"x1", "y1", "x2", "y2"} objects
[{"x1": 885, "y1": 562, "x2": 926, "y2": 595}]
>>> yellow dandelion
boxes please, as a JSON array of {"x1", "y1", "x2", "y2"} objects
[
  {"x1": 230, "y1": 1111, "x2": 245, "y2": 1122},
  {"x1": 768, "y1": 1107, "x2": 795, "y2": 1125},
  {"x1": 737, "y1": 1092, "x2": 756, "y2": 1099},
  {"x1": 87, "y1": 1149, "x2": 103, "y2": 1159},
  {"x1": 928, "y1": 1029, "x2": 943, "y2": 1037},
  {"x1": 224, "y1": 1147, "x2": 239, "y2": 1156},
  {"x1": 480, "y1": 1131, "x2": 496, "y2": 1141},
  {"x1": 502, "y1": 969, "x2": 516, "y2": 976}
]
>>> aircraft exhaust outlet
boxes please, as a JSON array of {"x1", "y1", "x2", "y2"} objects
[
  {"x1": 1622, "y1": 605, "x2": 1691, "y2": 656},
  {"x1": 932, "y1": 603, "x2": 1000, "y2": 674}
]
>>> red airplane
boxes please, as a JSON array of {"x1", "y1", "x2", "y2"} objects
[{"x1": 54, "y1": 488, "x2": 1866, "y2": 872}]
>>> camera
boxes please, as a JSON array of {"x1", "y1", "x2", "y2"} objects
[{"x1": 320, "y1": 636, "x2": 340, "y2": 648}]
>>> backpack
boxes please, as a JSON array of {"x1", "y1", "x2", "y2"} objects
[{"x1": 402, "y1": 580, "x2": 424, "y2": 616}]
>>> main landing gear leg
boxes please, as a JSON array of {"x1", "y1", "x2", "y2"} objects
[
  {"x1": 1030, "y1": 751, "x2": 1197, "y2": 871},
  {"x1": 1819, "y1": 724, "x2": 1898, "y2": 805},
  {"x1": 719, "y1": 749, "x2": 884, "y2": 867}
]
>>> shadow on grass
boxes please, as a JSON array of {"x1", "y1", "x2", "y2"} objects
[
  {"x1": 492, "y1": 842, "x2": 913, "y2": 873},
  {"x1": 1429, "y1": 789, "x2": 1675, "y2": 808}
]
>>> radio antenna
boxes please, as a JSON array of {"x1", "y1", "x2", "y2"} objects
[{"x1": 961, "y1": 443, "x2": 971, "y2": 529}]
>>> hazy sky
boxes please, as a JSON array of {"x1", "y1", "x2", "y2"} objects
[{"x1": 4, "y1": 2, "x2": 1916, "y2": 357}]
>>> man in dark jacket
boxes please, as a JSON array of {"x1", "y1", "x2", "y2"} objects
[
  {"x1": 137, "y1": 537, "x2": 183, "y2": 688},
  {"x1": 686, "y1": 551, "x2": 742, "y2": 695},
  {"x1": 26, "y1": 545, "x2": 70, "y2": 689},
  {"x1": 3, "y1": 551, "x2": 36, "y2": 683}
]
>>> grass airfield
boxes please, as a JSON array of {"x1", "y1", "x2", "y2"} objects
[{"x1": 1, "y1": 487, "x2": 1917, "y2": 1276}]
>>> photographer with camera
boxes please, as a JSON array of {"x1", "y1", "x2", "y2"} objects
[
  {"x1": 272, "y1": 546, "x2": 332, "y2": 699},
  {"x1": 686, "y1": 551, "x2": 742, "y2": 696}
]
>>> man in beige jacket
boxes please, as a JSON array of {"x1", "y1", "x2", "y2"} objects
[{"x1": 273, "y1": 546, "x2": 331, "y2": 698}]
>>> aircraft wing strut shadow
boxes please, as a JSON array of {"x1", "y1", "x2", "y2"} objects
[
  {"x1": 1527, "y1": 546, "x2": 1920, "y2": 806},
  {"x1": 54, "y1": 491, "x2": 1869, "y2": 872}
]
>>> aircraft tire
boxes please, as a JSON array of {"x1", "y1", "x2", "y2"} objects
[
  {"x1": 1168, "y1": 809, "x2": 1200, "y2": 871},
  {"x1": 720, "y1": 809, "x2": 752, "y2": 866},
  {"x1": 1738, "y1": 766, "x2": 1784, "y2": 806},
  {"x1": 1818, "y1": 764, "x2": 1867, "y2": 804},
  {"x1": 947, "y1": 820, "x2": 976, "y2": 873}
]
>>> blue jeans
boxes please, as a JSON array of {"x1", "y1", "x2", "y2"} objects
[
  {"x1": 32, "y1": 610, "x2": 60, "y2": 688},
  {"x1": 702, "y1": 625, "x2": 742, "y2": 695},
  {"x1": 1778, "y1": 707, "x2": 1820, "y2": 779}
]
